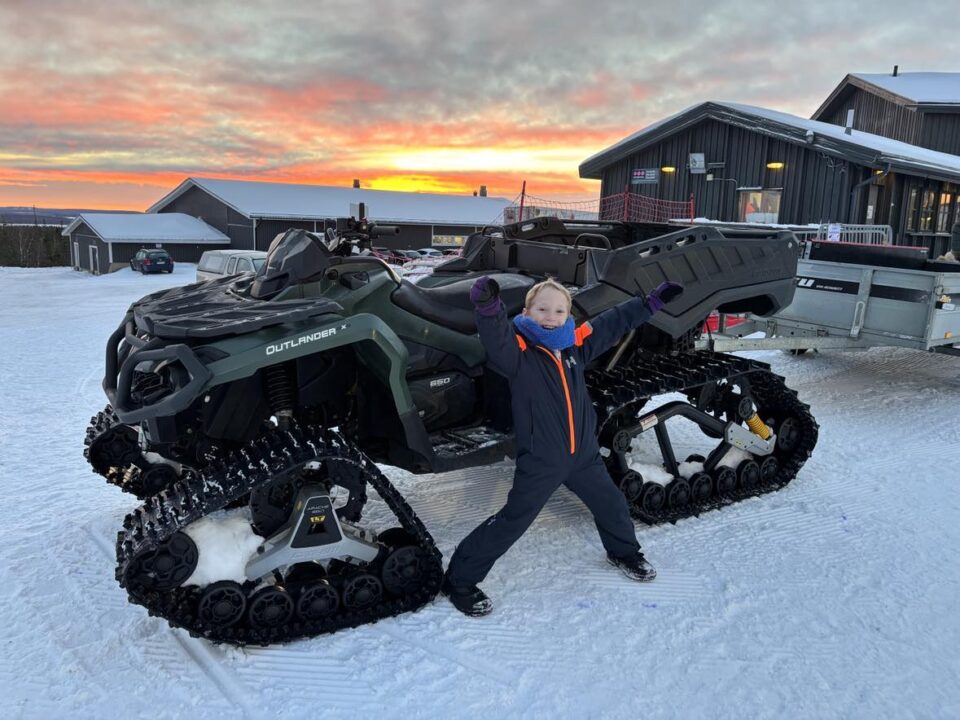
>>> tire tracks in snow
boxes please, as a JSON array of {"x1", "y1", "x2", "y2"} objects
[{"x1": 83, "y1": 520, "x2": 389, "y2": 715}]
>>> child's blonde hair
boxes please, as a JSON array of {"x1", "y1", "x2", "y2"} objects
[{"x1": 525, "y1": 278, "x2": 572, "y2": 311}]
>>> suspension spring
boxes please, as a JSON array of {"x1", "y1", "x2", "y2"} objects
[
  {"x1": 265, "y1": 363, "x2": 295, "y2": 424},
  {"x1": 745, "y1": 413, "x2": 771, "y2": 439}
]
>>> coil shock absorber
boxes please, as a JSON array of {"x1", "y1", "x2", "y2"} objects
[
  {"x1": 265, "y1": 362, "x2": 295, "y2": 428},
  {"x1": 738, "y1": 397, "x2": 771, "y2": 439}
]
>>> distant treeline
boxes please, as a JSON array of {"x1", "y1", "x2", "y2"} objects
[{"x1": 0, "y1": 224, "x2": 70, "y2": 267}]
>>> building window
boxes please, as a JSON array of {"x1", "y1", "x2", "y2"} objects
[
  {"x1": 918, "y1": 189, "x2": 936, "y2": 232},
  {"x1": 906, "y1": 188, "x2": 919, "y2": 231},
  {"x1": 936, "y1": 193, "x2": 953, "y2": 233},
  {"x1": 738, "y1": 189, "x2": 782, "y2": 223}
]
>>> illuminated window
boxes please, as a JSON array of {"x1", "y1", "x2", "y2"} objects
[
  {"x1": 919, "y1": 190, "x2": 936, "y2": 232},
  {"x1": 906, "y1": 188, "x2": 918, "y2": 231},
  {"x1": 738, "y1": 189, "x2": 782, "y2": 223},
  {"x1": 936, "y1": 193, "x2": 953, "y2": 233}
]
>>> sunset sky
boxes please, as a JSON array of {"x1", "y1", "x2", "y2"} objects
[{"x1": 1, "y1": 0, "x2": 957, "y2": 210}]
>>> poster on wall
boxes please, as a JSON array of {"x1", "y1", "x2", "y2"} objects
[
  {"x1": 631, "y1": 168, "x2": 659, "y2": 185},
  {"x1": 688, "y1": 153, "x2": 706, "y2": 174}
]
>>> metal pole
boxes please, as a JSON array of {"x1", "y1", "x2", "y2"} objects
[{"x1": 518, "y1": 180, "x2": 526, "y2": 222}]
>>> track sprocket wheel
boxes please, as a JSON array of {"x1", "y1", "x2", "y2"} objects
[{"x1": 124, "y1": 532, "x2": 198, "y2": 592}]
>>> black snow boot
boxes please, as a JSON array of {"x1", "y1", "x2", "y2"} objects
[
  {"x1": 441, "y1": 575, "x2": 493, "y2": 617},
  {"x1": 607, "y1": 552, "x2": 657, "y2": 582}
]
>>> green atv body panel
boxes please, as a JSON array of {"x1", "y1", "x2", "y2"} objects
[{"x1": 102, "y1": 218, "x2": 799, "y2": 473}]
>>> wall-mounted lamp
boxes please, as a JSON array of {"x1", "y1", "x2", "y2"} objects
[
  {"x1": 873, "y1": 168, "x2": 885, "y2": 175},
  {"x1": 661, "y1": 166, "x2": 677, "y2": 173},
  {"x1": 766, "y1": 161, "x2": 785, "y2": 170},
  {"x1": 705, "y1": 172, "x2": 715, "y2": 181}
]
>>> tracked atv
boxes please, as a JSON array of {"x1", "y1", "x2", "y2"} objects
[{"x1": 85, "y1": 215, "x2": 817, "y2": 645}]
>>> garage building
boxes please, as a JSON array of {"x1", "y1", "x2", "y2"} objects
[{"x1": 63, "y1": 213, "x2": 229, "y2": 274}]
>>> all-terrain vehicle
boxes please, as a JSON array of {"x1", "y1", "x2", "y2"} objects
[{"x1": 84, "y1": 215, "x2": 818, "y2": 645}]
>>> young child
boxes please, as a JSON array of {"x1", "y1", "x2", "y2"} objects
[{"x1": 442, "y1": 275, "x2": 684, "y2": 616}]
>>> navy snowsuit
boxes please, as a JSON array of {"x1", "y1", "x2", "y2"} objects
[{"x1": 445, "y1": 296, "x2": 655, "y2": 587}]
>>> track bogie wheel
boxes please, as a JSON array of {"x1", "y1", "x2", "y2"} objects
[
  {"x1": 198, "y1": 581, "x2": 247, "y2": 628},
  {"x1": 639, "y1": 482, "x2": 665, "y2": 513},
  {"x1": 667, "y1": 479, "x2": 691, "y2": 508},
  {"x1": 760, "y1": 456, "x2": 780, "y2": 484},
  {"x1": 684, "y1": 454, "x2": 706, "y2": 464},
  {"x1": 618, "y1": 471, "x2": 644, "y2": 503},
  {"x1": 737, "y1": 459, "x2": 760, "y2": 491},
  {"x1": 381, "y1": 546, "x2": 428, "y2": 596},
  {"x1": 689, "y1": 472, "x2": 713, "y2": 503},
  {"x1": 140, "y1": 465, "x2": 179, "y2": 497},
  {"x1": 296, "y1": 581, "x2": 340, "y2": 621},
  {"x1": 247, "y1": 586, "x2": 294, "y2": 629},
  {"x1": 343, "y1": 573, "x2": 383, "y2": 610},
  {"x1": 713, "y1": 467, "x2": 737, "y2": 497},
  {"x1": 125, "y1": 531, "x2": 198, "y2": 591}
]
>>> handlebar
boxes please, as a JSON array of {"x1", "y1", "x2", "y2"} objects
[{"x1": 371, "y1": 224, "x2": 400, "y2": 237}]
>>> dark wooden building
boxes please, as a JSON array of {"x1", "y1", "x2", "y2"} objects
[
  {"x1": 62, "y1": 213, "x2": 229, "y2": 274},
  {"x1": 814, "y1": 71, "x2": 960, "y2": 156},
  {"x1": 147, "y1": 178, "x2": 511, "y2": 252},
  {"x1": 580, "y1": 101, "x2": 960, "y2": 257}
]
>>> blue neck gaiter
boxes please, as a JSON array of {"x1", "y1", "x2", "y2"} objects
[{"x1": 513, "y1": 315, "x2": 576, "y2": 351}]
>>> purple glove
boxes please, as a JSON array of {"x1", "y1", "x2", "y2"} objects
[
  {"x1": 646, "y1": 281, "x2": 684, "y2": 314},
  {"x1": 470, "y1": 276, "x2": 501, "y2": 316}
]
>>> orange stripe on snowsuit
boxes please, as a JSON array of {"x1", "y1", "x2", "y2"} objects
[
  {"x1": 535, "y1": 346, "x2": 576, "y2": 455},
  {"x1": 574, "y1": 322, "x2": 593, "y2": 347},
  {"x1": 515, "y1": 334, "x2": 527, "y2": 351}
]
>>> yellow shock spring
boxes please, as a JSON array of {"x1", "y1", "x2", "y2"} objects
[{"x1": 745, "y1": 413, "x2": 771, "y2": 440}]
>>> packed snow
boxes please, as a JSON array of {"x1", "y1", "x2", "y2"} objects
[{"x1": 1, "y1": 265, "x2": 959, "y2": 719}]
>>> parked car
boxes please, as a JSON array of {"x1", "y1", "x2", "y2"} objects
[
  {"x1": 441, "y1": 248, "x2": 462, "y2": 256},
  {"x1": 416, "y1": 248, "x2": 444, "y2": 257},
  {"x1": 130, "y1": 249, "x2": 174, "y2": 274},
  {"x1": 370, "y1": 246, "x2": 409, "y2": 265},
  {"x1": 399, "y1": 250, "x2": 423, "y2": 261},
  {"x1": 196, "y1": 249, "x2": 267, "y2": 282}
]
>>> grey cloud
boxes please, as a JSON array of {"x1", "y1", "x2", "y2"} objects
[{"x1": 1, "y1": 0, "x2": 958, "y2": 173}]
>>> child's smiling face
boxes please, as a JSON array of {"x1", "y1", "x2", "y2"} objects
[{"x1": 523, "y1": 286, "x2": 570, "y2": 329}]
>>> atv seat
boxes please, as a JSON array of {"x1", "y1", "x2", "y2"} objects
[{"x1": 392, "y1": 273, "x2": 536, "y2": 334}]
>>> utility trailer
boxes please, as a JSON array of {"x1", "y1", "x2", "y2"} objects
[{"x1": 699, "y1": 241, "x2": 960, "y2": 357}]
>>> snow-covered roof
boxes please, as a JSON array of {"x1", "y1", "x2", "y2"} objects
[
  {"x1": 580, "y1": 101, "x2": 960, "y2": 183},
  {"x1": 850, "y1": 72, "x2": 960, "y2": 105},
  {"x1": 61, "y1": 213, "x2": 230, "y2": 244},
  {"x1": 148, "y1": 177, "x2": 512, "y2": 225}
]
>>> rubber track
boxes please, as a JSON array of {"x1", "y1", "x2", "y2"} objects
[
  {"x1": 587, "y1": 350, "x2": 819, "y2": 525},
  {"x1": 115, "y1": 424, "x2": 443, "y2": 645}
]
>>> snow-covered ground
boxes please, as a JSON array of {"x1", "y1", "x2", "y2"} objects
[{"x1": 1, "y1": 265, "x2": 959, "y2": 719}]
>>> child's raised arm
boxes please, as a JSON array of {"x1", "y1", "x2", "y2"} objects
[
  {"x1": 579, "y1": 281, "x2": 684, "y2": 363},
  {"x1": 471, "y1": 276, "x2": 523, "y2": 378}
]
